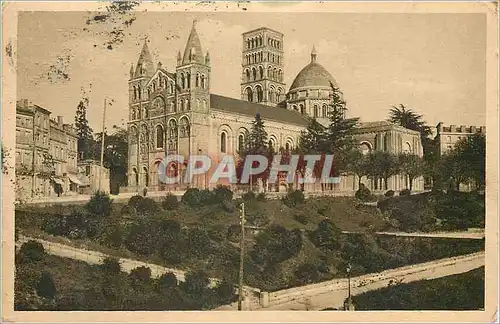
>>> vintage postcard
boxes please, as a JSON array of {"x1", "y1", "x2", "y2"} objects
[{"x1": 1, "y1": 1, "x2": 498, "y2": 323}]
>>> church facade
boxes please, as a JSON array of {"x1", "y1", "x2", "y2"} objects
[{"x1": 126, "y1": 22, "x2": 424, "y2": 194}]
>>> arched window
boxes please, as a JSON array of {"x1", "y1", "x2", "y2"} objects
[
  {"x1": 238, "y1": 134, "x2": 245, "y2": 151},
  {"x1": 203, "y1": 100, "x2": 207, "y2": 110},
  {"x1": 171, "y1": 101, "x2": 175, "y2": 113},
  {"x1": 273, "y1": 68, "x2": 277, "y2": 80},
  {"x1": 143, "y1": 167, "x2": 149, "y2": 187},
  {"x1": 179, "y1": 99, "x2": 184, "y2": 112},
  {"x1": 256, "y1": 86, "x2": 263, "y2": 102},
  {"x1": 179, "y1": 117, "x2": 190, "y2": 138},
  {"x1": 314, "y1": 105, "x2": 319, "y2": 117},
  {"x1": 168, "y1": 119, "x2": 178, "y2": 139},
  {"x1": 133, "y1": 86, "x2": 137, "y2": 100},
  {"x1": 181, "y1": 73, "x2": 185, "y2": 89},
  {"x1": 220, "y1": 132, "x2": 227, "y2": 153},
  {"x1": 133, "y1": 168, "x2": 139, "y2": 186},
  {"x1": 156, "y1": 125, "x2": 164, "y2": 149},
  {"x1": 186, "y1": 72, "x2": 191, "y2": 88},
  {"x1": 196, "y1": 73, "x2": 200, "y2": 87},
  {"x1": 246, "y1": 87, "x2": 253, "y2": 102},
  {"x1": 252, "y1": 68, "x2": 257, "y2": 81},
  {"x1": 186, "y1": 99, "x2": 190, "y2": 111},
  {"x1": 138, "y1": 85, "x2": 141, "y2": 100},
  {"x1": 245, "y1": 69, "x2": 250, "y2": 82},
  {"x1": 267, "y1": 66, "x2": 272, "y2": 78},
  {"x1": 277, "y1": 88, "x2": 283, "y2": 102},
  {"x1": 269, "y1": 86, "x2": 275, "y2": 102},
  {"x1": 359, "y1": 142, "x2": 371, "y2": 155},
  {"x1": 285, "y1": 142, "x2": 290, "y2": 151},
  {"x1": 201, "y1": 75, "x2": 206, "y2": 89},
  {"x1": 170, "y1": 83, "x2": 174, "y2": 94},
  {"x1": 259, "y1": 66, "x2": 264, "y2": 79},
  {"x1": 299, "y1": 104, "x2": 305, "y2": 115},
  {"x1": 278, "y1": 69, "x2": 283, "y2": 82},
  {"x1": 322, "y1": 105, "x2": 328, "y2": 117}
]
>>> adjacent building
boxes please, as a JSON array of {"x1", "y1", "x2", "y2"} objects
[
  {"x1": 435, "y1": 122, "x2": 486, "y2": 156},
  {"x1": 15, "y1": 100, "x2": 80, "y2": 200},
  {"x1": 125, "y1": 22, "x2": 424, "y2": 194},
  {"x1": 77, "y1": 159, "x2": 110, "y2": 195}
]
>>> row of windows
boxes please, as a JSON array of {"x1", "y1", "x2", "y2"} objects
[
  {"x1": 288, "y1": 89, "x2": 330, "y2": 101},
  {"x1": 245, "y1": 51, "x2": 282, "y2": 65},
  {"x1": 131, "y1": 73, "x2": 208, "y2": 101},
  {"x1": 244, "y1": 86, "x2": 284, "y2": 104},
  {"x1": 290, "y1": 104, "x2": 329, "y2": 118},
  {"x1": 245, "y1": 35, "x2": 282, "y2": 50},
  {"x1": 244, "y1": 66, "x2": 283, "y2": 82},
  {"x1": 16, "y1": 116, "x2": 33, "y2": 128},
  {"x1": 219, "y1": 131, "x2": 294, "y2": 154},
  {"x1": 130, "y1": 99, "x2": 208, "y2": 120}
]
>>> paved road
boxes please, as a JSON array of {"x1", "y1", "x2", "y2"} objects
[{"x1": 216, "y1": 251, "x2": 484, "y2": 311}]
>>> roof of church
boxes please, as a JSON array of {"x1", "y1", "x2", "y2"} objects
[
  {"x1": 134, "y1": 40, "x2": 154, "y2": 77},
  {"x1": 210, "y1": 94, "x2": 310, "y2": 126},
  {"x1": 182, "y1": 21, "x2": 204, "y2": 65},
  {"x1": 290, "y1": 48, "x2": 337, "y2": 91},
  {"x1": 358, "y1": 121, "x2": 394, "y2": 128}
]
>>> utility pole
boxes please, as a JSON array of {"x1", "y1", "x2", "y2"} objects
[
  {"x1": 238, "y1": 202, "x2": 246, "y2": 311},
  {"x1": 98, "y1": 98, "x2": 107, "y2": 192}
]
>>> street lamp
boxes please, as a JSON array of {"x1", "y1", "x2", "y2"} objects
[{"x1": 345, "y1": 263, "x2": 354, "y2": 311}]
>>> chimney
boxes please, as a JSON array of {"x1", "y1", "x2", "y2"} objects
[
  {"x1": 450, "y1": 125, "x2": 456, "y2": 132},
  {"x1": 57, "y1": 116, "x2": 64, "y2": 126}
]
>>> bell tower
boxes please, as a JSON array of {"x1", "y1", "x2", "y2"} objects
[{"x1": 241, "y1": 27, "x2": 286, "y2": 106}]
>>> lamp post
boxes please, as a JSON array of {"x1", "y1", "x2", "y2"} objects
[{"x1": 345, "y1": 263, "x2": 354, "y2": 311}]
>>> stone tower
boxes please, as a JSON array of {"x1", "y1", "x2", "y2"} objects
[
  {"x1": 240, "y1": 27, "x2": 286, "y2": 106},
  {"x1": 175, "y1": 20, "x2": 212, "y2": 161}
]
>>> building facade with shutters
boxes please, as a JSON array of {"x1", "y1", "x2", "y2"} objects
[
  {"x1": 15, "y1": 100, "x2": 81, "y2": 200},
  {"x1": 126, "y1": 22, "x2": 424, "y2": 194}
]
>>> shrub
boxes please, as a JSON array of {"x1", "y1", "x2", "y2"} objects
[
  {"x1": 162, "y1": 193, "x2": 179, "y2": 210},
  {"x1": 85, "y1": 191, "x2": 112, "y2": 217},
  {"x1": 385, "y1": 190, "x2": 395, "y2": 197},
  {"x1": 309, "y1": 219, "x2": 342, "y2": 251},
  {"x1": 214, "y1": 278, "x2": 236, "y2": 305},
  {"x1": 399, "y1": 189, "x2": 411, "y2": 196},
  {"x1": 282, "y1": 190, "x2": 305, "y2": 207},
  {"x1": 295, "y1": 263, "x2": 321, "y2": 285},
  {"x1": 100, "y1": 257, "x2": 121, "y2": 275},
  {"x1": 242, "y1": 191, "x2": 256, "y2": 201},
  {"x1": 181, "y1": 188, "x2": 203, "y2": 207},
  {"x1": 157, "y1": 272, "x2": 178, "y2": 291},
  {"x1": 355, "y1": 184, "x2": 376, "y2": 202},
  {"x1": 18, "y1": 240, "x2": 45, "y2": 263},
  {"x1": 36, "y1": 272, "x2": 56, "y2": 299},
  {"x1": 128, "y1": 195, "x2": 144, "y2": 210},
  {"x1": 182, "y1": 270, "x2": 210, "y2": 295},
  {"x1": 294, "y1": 212, "x2": 310, "y2": 225},
  {"x1": 129, "y1": 266, "x2": 152, "y2": 287},
  {"x1": 213, "y1": 185, "x2": 233, "y2": 204},
  {"x1": 256, "y1": 192, "x2": 266, "y2": 201},
  {"x1": 137, "y1": 197, "x2": 159, "y2": 215}
]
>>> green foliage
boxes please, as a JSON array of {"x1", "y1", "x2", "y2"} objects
[
  {"x1": 399, "y1": 189, "x2": 411, "y2": 196},
  {"x1": 18, "y1": 240, "x2": 45, "y2": 263},
  {"x1": 295, "y1": 263, "x2": 321, "y2": 285},
  {"x1": 388, "y1": 104, "x2": 432, "y2": 138},
  {"x1": 309, "y1": 219, "x2": 342, "y2": 251},
  {"x1": 366, "y1": 151, "x2": 398, "y2": 190},
  {"x1": 355, "y1": 184, "x2": 377, "y2": 202},
  {"x1": 398, "y1": 153, "x2": 424, "y2": 191},
  {"x1": 251, "y1": 225, "x2": 303, "y2": 268},
  {"x1": 100, "y1": 257, "x2": 121, "y2": 275},
  {"x1": 75, "y1": 99, "x2": 95, "y2": 160},
  {"x1": 214, "y1": 278, "x2": 237, "y2": 305},
  {"x1": 385, "y1": 190, "x2": 395, "y2": 197},
  {"x1": 282, "y1": 189, "x2": 305, "y2": 207},
  {"x1": 36, "y1": 272, "x2": 57, "y2": 299},
  {"x1": 352, "y1": 267, "x2": 484, "y2": 310},
  {"x1": 156, "y1": 272, "x2": 178, "y2": 291},
  {"x1": 182, "y1": 270, "x2": 210, "y2": 295},
  {"x1": 94, "y1": 127, "x2": 129, "y2": 192},
  {"x1": 129, "y1": 266, "x2": 152, "y2": 288},
  {"x1": 256, "y1": 192, "x2": 266, "y2": 201},
  {"x1": 85, "y1": 191, "x2": 112, "y2": 217},
  {"x1": 162, "y1": 193, "x2": 179, "y2": 210},
  {"x1": 213, "y1": 185, "x2": 233, "y2": 203},
  {"x1": 242, "y1": 191, "x2": 256, "y2": 201}
]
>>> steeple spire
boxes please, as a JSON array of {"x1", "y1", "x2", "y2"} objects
[
  {"x1": 134, "y1": 37, "x2": 154, "y2": 77},
  {"x1": 311, "y1": 45, "x2": 317, "y2": 63},
  {"x1": 181, "y1": 20, "x2": 204, "y2": 65}
]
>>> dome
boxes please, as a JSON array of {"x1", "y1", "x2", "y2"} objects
[{"x1": 289, "y1": 47, "x2": 337, "y2": 91}]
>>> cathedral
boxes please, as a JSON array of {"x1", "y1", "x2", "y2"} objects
[{"x1": 126, "y1": 21, "x2": 424, "y2": 194}]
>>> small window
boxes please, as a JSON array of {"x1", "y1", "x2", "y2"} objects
[{"x1": 220, "y1": 132, "x2": 227, "y2": 153}]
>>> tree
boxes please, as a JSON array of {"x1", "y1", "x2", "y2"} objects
[
  {"x1": 296, "y1": 118, "x2": 328, "y2": 188},
  {"x1": 453, "y1": 134, "x2": 485, "y2": 190},
  {"x1": 85, "y1": 191, "x2": 113, "y2": 217},
  {"x1": 94, "y1": 126, "x2": 128, "y2": 194},
  {"x1": 17, "y1": 240, "x2": 45, "y2": 263},
  {"x1": 441, "y1": 152, "x2": 470, "y2": 191},
  {"x1": 75, "y1": 99, "x2": 95, "y2": 160},
  {"x1": 366, "y1": 151, "x2": 398, "y2": 190},
  {"x1": 325, "y1": 84, "x2": 359, "y2": 175},
  {"x1": 309, "y1": 219, "x2": 342, "y2": 251},
  {"x1": 398, "y1": 153, "x2": 424, "y2": 191},
  {"x1": 238, "y1": 113, "x2": 272, "y2": 189},
  {"x1": 347, "y1": 150, "x2": 370, "y2": 188},
  {"x1": 388, "y1": 104, "x2": 432, "y2": 138}
]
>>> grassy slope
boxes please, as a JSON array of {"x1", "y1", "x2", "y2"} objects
[{"x1": 350, "y1": 267, "x2": 485, "y2": 310}]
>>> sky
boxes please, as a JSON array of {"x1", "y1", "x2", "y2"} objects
[{"x1": 17, "y1": 10, "x2": 486, "y2": 134}]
